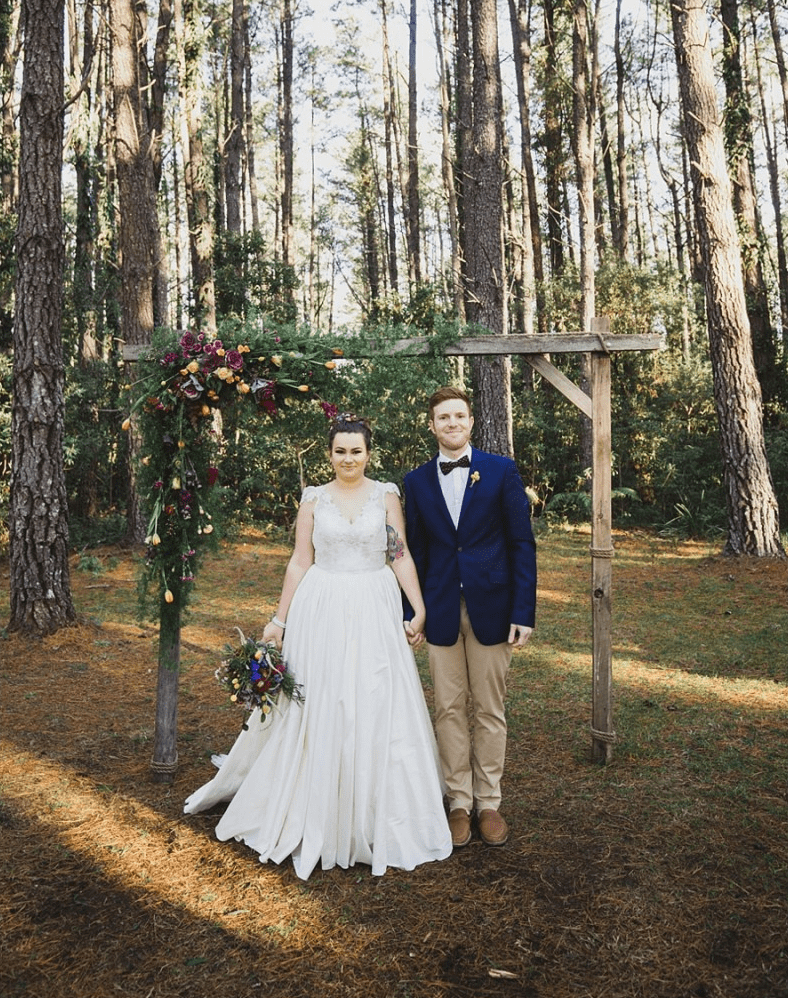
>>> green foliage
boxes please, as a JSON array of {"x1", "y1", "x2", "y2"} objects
[
  {"x1": 213, "y1": 231, "x2": 299, "y2": 324},
  {"x1": 64, "y1": 359, "x2": 130, "y2": 536},
  {"x1": 128, "y1": 323, "x2": 342, "y2": 619},
  {"x1": 217, "y1": 323, "x2": 454, "y2": 527}
]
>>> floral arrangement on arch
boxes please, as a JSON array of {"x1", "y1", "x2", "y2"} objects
[
  {"x1": 216, "y1": 628, "x2": 304, "y2": 726},
  {"x1": 124, "y1": 324, "x2": 341, "y2": 618}
]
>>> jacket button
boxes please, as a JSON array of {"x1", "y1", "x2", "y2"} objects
[{"x1": 457, "y1": 546, "x2": 463, "y2": 552}]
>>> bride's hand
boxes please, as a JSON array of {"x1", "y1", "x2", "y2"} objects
[
  {"x1": 404, "y1": 612, "x2": 426, "y2": 648},
  {"x1": 262, "y1": 620, "x2": 284, "y2": 648}
]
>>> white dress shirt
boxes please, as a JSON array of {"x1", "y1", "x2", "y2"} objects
[{"x1": 438, "y1": 445, "x2": 472, "y2": 528}]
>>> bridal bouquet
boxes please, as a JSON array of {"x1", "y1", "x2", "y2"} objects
[{"x1": 216, "y1": 628, "x2": 304, "y2": 724}]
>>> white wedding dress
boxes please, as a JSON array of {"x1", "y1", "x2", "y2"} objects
[{"x1": 184, "y1": 480, "x2": 452, "y2": 879}]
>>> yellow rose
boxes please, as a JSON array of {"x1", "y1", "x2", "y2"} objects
[
  {"x1": 172, "y1": 477, "x2": 181, "y2": 490},
  {"x1": 216, "y1": 367, "x2": 231, "y2": 380},
  {"x1": 332, "y1": 348, "x2": 344, "y2": 356},
  {"x1": 262, "y1": 704, "x2": 271, "y2": 714},
  {"x1": 324, "y1": 361, "x2": 336, "y2": 370},
  {"x1": 121, "y1": 418, "x2": 131, "y2": 431},
  {"x1": 216, "y1": 348, "x2": 226, "y2": 357},
  {"x1": 203, "y1": 524, "x2": 214, "y2": 534},
  {"x1": 151, "y1": 533, "x2": 161, "y2": 546},
  {"x1": 297, "y1": 385, "x2": 309, "y2": 392},
  {"x1": 237, "y1": 382, "x2": 250, "y2": 394},
  {"x1": 230, "y1": 694, "x2": 238, "y2": 702},
  {"x1": 164, "y1": 589, "x2": 174, "y2": 603},
  {"x1": 201, "y1": 405, "x2": 211, "y2": 416},
  {"x1": 271, "y1": 355, "x2": 282, "y2": 367},
  {"x1": 254, "y1": 650, "x2": 263, "y2": 661},
  {"x1": 187, "y1": 360, "x2": 199, "y2": 374},
  {"x1": 178, "y1": 440, "x2": 185, "y2": 448}
]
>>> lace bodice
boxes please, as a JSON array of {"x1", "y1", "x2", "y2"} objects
[{"x1": 301, "y1": 481, "x2": 400, "y2": 573}]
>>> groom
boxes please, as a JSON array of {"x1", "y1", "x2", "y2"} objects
[{"x1": 404, "y1": 386, "x2": 537, "y2": 849}]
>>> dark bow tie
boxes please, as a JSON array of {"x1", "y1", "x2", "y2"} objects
[{"x1": 440, "y1": 455, "x2": 471, "y2": 475}]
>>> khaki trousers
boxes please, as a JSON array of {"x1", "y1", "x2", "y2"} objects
[{"x1": 428, "y1": 597, "x2": 512, "y2": 814}]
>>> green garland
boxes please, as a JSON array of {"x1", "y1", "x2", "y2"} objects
[{"x1": 123, "y1": 324, "x2": 342, "y2": 620}]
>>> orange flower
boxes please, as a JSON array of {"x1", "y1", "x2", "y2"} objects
[
  {"x1": 324, "y1": 361, "x2": 336, "y2": 370},
  {"x1": 164, "y1": 589, "x2": 174, "y2": 604}
]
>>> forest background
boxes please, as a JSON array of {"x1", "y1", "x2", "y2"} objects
[{"x1": 1, "y1": 0, "x2": 787, "y2": 637}]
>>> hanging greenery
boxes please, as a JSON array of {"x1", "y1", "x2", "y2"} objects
[{"x1": 123, "y1": 323, "x2": 342, "y2": 620}]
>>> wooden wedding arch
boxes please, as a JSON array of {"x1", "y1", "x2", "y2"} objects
[
  {"x1": 388, "y1": 319, "x2": 665, "y2": 763},
  {"x1": 125, "y1": 320, "x2": 665, "y2": 772}
]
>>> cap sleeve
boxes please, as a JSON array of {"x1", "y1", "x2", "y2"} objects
[
  {"x1": 300, "y1": 485, "x2": 321, "y2": 504},
  {"x1": 379, "y1": 481, "x2": 401, "y2": 498}
]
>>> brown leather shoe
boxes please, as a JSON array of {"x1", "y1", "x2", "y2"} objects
[
  {"x1": 448, "y1": 808, "x2": 472, "y2": 848},
  {"x1": 477, "y1": 809, "x2": 509, "y2": 846}
]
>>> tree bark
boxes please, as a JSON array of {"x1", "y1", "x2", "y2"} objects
[
  {"x1": 225, "y1": 0, "x2": 244, "y2": 234},
  {"x1": 542, "y1": 0, "x2": 565, "y2": 277},
  {"x1": 279, "y1": 0, "x2": 294, "y2": 271},
  {"x1": 572, "y1": 0, "x2": 595, "y2": 476},
  {"x1": 720, "y1": 0, "x2": 777, "y2": 410},
  {"x1": 112, "y1": 0, "x2": 162, "y2": 542},
  {"x1": 465, "y1": 0, "x2": 512, "y2": 457},
  {"x1": 176, "y1": 0, "x2": 215, "y2": 332},
  {"x1": 508, "y1": 0, "x2": 542, "y2": 334},
  {"x1": 613, "y1": 0, "x2": 629, "y2": 260},
  {"x1": 9, "y1": 0, "x2": 76, "y2": 636},
  {"x1": 406, "y1": 0, "x2": 421, "y2": 286},
  {"x1": 670, "y1": 0, "x2": 783, "y2": 557},
  {"x1": 381, "y1": 0, "x2": 399, "y2": 295}
]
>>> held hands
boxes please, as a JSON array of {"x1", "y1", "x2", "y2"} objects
[
  {"x1": 404, "y1": 611, "x2": 426, "y2": 648},
  {"x1": 508, "y1": 623, "x2": 533, "y2": 647}
]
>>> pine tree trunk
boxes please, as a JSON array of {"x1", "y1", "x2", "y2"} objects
[
  {"x1": 508, "y1": 0, "x2": 542, "y2": 333},
  {"x1": 572, "y1": 0, "x2": 595, "y2": 476},
  {"x1": 406, "y1": 0, "x2": 421, "y2": 286},
  {"x1": 466, "y1": 0, "x2": 512, "y2": 457},
  {"x1": 543, "y1": 0, "x2": 565, "y2": 277},
  {"x1": 433, "y1": 0, "x2": 462, "y2": 319},
  {"x1": 112, "y1": 0, "x2": 161, "y2": 543},
  {"x1": 720, "y1": 0, "x2": 777, "y2": 410},
  {"x1": 176, "y1": 0, "x2": 216, "y2": 332},
  {"x1": 614, "y1": 0, "x2": 629, "y2": 260},
  {"x1": 225, "y1": 0, "x2": 244, "y2": 234},
  {"x1": 670, "y1": 0, "x2": 783, "y2": 557},
  {"x1": 9, "y1": 0, "x2": 76, "y2": 636},
  {"x1": 279, "y1": 0, "x2": 294, "y2": 272}
]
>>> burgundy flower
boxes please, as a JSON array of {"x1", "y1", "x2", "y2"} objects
[
  {"x1": 207, "y1": 467, "x2": 219, "y2": 486},
  {"x1": 225, "y1": 348, "x2": 244, "y2": 370},
  {"x1": 179, "y1": 331, "x2": 200, "y2": 354}
]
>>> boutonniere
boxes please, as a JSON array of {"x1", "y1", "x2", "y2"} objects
[{"x1": 469, "y1": 471, "x2": 480, "y2": 488}]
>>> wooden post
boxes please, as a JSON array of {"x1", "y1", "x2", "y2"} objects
[
  {"x1": 590, "y1": 318, "x2": 616, "y2": 761},
  {"x1": 150, "y1": 595, "x2": 181, "y2": 782}
]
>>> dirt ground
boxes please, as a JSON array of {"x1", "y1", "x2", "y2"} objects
[{"x1": 1, "y1": 534, "x2": 787, "y2": 998}]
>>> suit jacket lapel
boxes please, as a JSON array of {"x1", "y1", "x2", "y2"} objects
[
  {"x1": 457, "y1": 449, "x2": 481, "y2": 525},
  {"x1": 426, "y1": 455, "x2": 458, "y2": 533}
]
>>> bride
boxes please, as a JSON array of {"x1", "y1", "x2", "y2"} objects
[{"x1": 184, "y1": 413, "x2": 452, "y2": 878}]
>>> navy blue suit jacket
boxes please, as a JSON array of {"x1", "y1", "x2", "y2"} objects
[{"x1": 404, "y1": 449, "x2": 537, "y2": 646}]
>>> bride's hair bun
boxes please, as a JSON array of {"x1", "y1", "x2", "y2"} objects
[{"x1": 329, "y1": 413, "x2": 372, "y2": 449}]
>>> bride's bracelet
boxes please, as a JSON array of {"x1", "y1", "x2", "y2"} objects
[{"x1": 271, "y1": 615, "x2": 287, "y2": 630}]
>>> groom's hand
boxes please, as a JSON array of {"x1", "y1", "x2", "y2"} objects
[
  {"x1": 508, "y1": 623, "x2": 533, "y2": 647},
  {"x1": 404, "y1": 615, "x2": 426, "y2": 648}
]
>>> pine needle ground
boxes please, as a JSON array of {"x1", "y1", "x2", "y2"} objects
[{"x1": 1, "y1": 529, "x2": 786, "y2": 998}]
